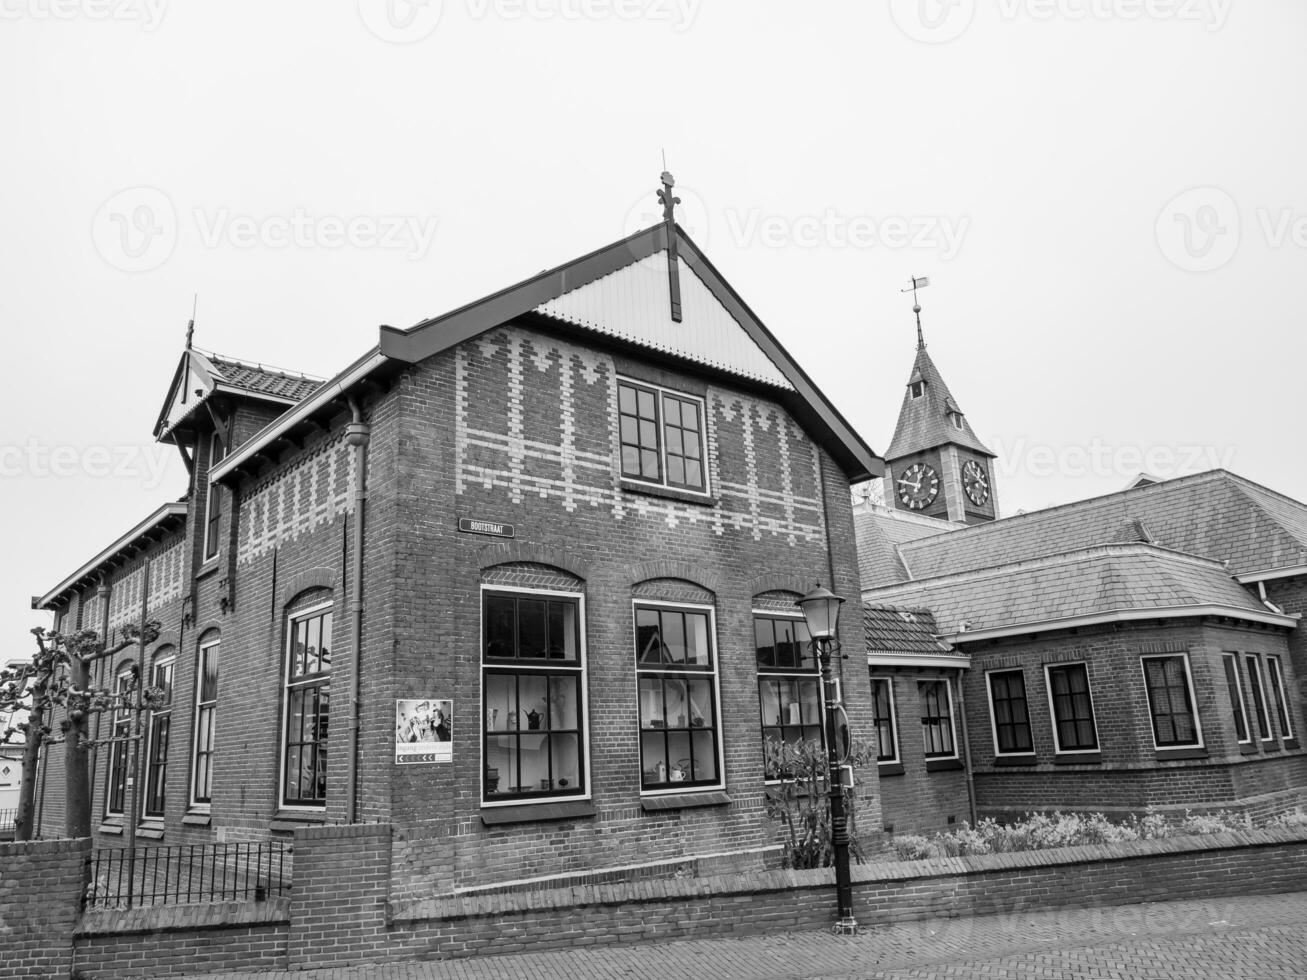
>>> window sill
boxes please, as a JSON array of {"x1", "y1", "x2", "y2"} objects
[
  {"x1": 1262, "y1": 740, "x2": 1283, "y2": 754},
  {"x1": 1153, "y1": 747, "x2": 1208, "y2": 761},
  {"x1": 1239, "y1": 742, "x2": 1260, "y2": 755},
  {"x1": 480, "y1": 800, "x2": 596, "y2": 825},
  {"x1": 270, "y1": 809, "x2": 325, "y2": 832},
  {"x1": 640, "y1": 791, "x2": 731, "y2": 812},
  {"x1": 925, "y1": 758, "x2": 963, "y2": 772},
  {"x1": 98, "y1": 821, "x2": 124, "y2": 836},
  {"x1": 876, "y1": 762, "x2": 905, "y2": 777},
  {"x1": 195, "y1": 558, "x2": 221, "y2": 580},
  {"x1": 992, "y1": 754, "x2": 1038, "y2": 767},
  {"x1": 183, "y1": 811, "x2": 212, "y2": 827},
  {"x1": 1285, "y1": 739, "x2": 1301, "y2": 750},
  {"x1": 619, "y1": 479, "x2": 716, "y2": 508},
  {"x1": 1053, "y1": 752, "x2": 1102, "y2": 765},
  {"x1": 136, "y1": 822, "x2": 165, "y2": 840}
]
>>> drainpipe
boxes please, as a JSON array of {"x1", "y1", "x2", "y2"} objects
[
  {"x1": 344, "y1": 398, "x2": 371, "y2": 824},
  {"x1": 955, "y1": 668, "x2": 978, "y2": 826}
]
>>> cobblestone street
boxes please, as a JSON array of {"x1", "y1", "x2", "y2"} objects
[{"x1": 176, "y1": 890, "x2": 1307, "y2": 980}]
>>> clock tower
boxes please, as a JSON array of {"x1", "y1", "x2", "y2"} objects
[{"x1": 883, "y1": 300, "x2": 998, "y2": 525}]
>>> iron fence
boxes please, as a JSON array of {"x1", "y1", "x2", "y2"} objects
[{"x1": 86, "y1": 840, "x2": 292, "y2": 909}]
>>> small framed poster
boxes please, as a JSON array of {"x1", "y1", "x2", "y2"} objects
[{"x1": 395, "y1": 699, "x2": 452, "y2": 764}]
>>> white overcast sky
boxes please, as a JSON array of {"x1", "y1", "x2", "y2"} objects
[{"x1": 3, "y1": 0, "x2": 1305, "y2": 646}]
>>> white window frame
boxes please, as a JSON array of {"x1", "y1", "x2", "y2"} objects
[
  {"x1": 1221, "y1": 652, "x2": 1251, "y2": 745},
  {"x1": 616, "y1": 377, "x2": 711, "y2": 497},
  {"x1": 104, "y1": 661, "x2": 135, "y2": 818},
  {"x1": 278, "y1": 601, "x2": 334, "y2": 811},
  {"x1": 189, "y1": 635, "x2": 220, "y2": 809},
  {"x1": 479, "y1": 585, "x2": 591, "y2": 808},
  {"x1": 985, "y1": 667, "x2": 1036, "y2": 758},
  {"x1": 1043, "y1": 661, "x2": 1101, "y2": 755},
  {"x1": 201, "y1": 431, "x2": 225, "y2": 563},
  {"x1": 909, "y1": 381, "x2": 924, "y2": 399},
  {"x1": 869, "y1": 676, "x2": 899, "y2": 766},
  {"x1": 918, "y1": 676, "x2": 959, "y2": 761},
  {"x1": 1138, "y1": 653, "x2": 1205, "y2": 751},
  {"x1": 1267, "y1": 654, "x2": 1295, "y2": 741},
  {"x1": 142, "y1": 650, "x2": 175, "y2": 820},
  {"x1": 1245, "y1": 653, "x2": 1274, "y2": 743},
  {"x1": 633, "y1": 599, "x2": 726, "y2": 795},
  {"x1": 754, "y1": 610, "x2": 822, "y2": 784}
]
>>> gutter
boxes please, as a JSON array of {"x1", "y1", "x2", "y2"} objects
[
  {"x1": 1236, "y1": 564, "x2": 1307, "y2": 585},
  {"x1": 941, "y1": 604, "x2": 1300, "y2": 644}
]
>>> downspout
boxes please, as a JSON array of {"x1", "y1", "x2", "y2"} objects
[
  {"x1": 344, "y1": 398, "x2": 371, "y2": 824},
  {"x1": 90, "y1": 581, "x2": 112, "y2": 818},
  {"x1": 955, "y1": 668, "x2": 977, "y2": 825}
]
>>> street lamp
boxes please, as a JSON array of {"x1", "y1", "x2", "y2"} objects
[{"x1": 795, "y1": 583, "x2": 858, "y2": 935}]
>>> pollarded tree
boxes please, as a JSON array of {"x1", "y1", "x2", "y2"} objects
[{"x1": 0, "y1": 623, "x2": 160, "y2": 841}]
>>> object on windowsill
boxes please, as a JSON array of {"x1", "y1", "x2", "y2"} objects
[
  {"x1": 655, "y1": 759, "x2": 667, "y2": 782},
  {"x1": 691, "y1": 714, "x2": 705, "y2": 728},
  {"x1": 539, "y1": 778, "x2": 551, "y2": 790},
  {"x1": 486, "y1": 767, "x2": 500, "y2": 793},
  {"x1": 527, "y1": 709, "x2": 542, "y2": 730},
  {"x1": 650, "y1": 718, "x2": 665, "y2": 728},
  {"x1": 558, "y1": 777, "x2": 569, "y2": 788}
]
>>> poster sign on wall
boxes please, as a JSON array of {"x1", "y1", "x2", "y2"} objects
[{"x1": 395, "y1": 699, "x2": 452, "y2": 764}]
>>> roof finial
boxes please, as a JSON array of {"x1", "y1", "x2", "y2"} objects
[
  {"x1": 657, "y1": 167, "x2": 679, "y2": 224},
  {"x1": 657, "y1": 166, "x2": 683, "y2": 322},
  {"x1": 185, "y1": 293, "x2": 197, "y2": 349},
  {"x1": 901, "y1": 276, "x2": 930, "y2": 349}
]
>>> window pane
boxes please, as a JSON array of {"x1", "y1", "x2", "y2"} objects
[
  {"x1": 641, "y1": 731, "x2": 669, "y2": 785},
  {"x1": 549, "y1": 675, "x2": 579, "y2": 729},
  {"x1": 662, "y1": 612, "x2": 686, "y2": 664},
  {"x1": 667, "y1": 456, "x2": 685, "y2": 485},
  {"x1": 485, "y1": 596, "x2": 516, "y2": 658},
  {"x1": 618, "y1": 384, "x2": 636, "y2": 415},
  {"x1": 620, "y1": 416, "x2": 638, "y2": 445},
  {"x1": 681, "y1": 402, "x2": 698, "y2": 431},
  {"x1": 1224, "y1": 655, "x2": 1248, "y2": 742},
  {"x1": 519, "y1": 673, "x2": 548, "y2": 729},
  {"x1": 485, "y1": 674, "x2": 515, "y2": 731},
  {"x1": 664, "y1": 398, "x2": 681, "y2": 428},
  {"x1": 621, "y1": 446, "x2": 640, "y2": 476},
  {"x1": 547, "y1": 601, "x2": 576, "y2": 661},
  {"x1": 637, "y1": 608, "x2": 664, "y2": 664},
  {"x1": 759, "y1": 679, "x2": 781, "y2": 726},
  {"x1": 755, "y1": 619, "x2": 775, "y2": 669},
  {"x1": 686, "y1": 613, "x2": 710, "y2": 666},
  {"x1": 641, "y1": 449, "x2": 659, "y2": 479},
  {"x1": 306, "y1": 616, "x2": 321, "y2": 675},
  {"x1": 637, "y1": 388, "x2": 656, "y2": 419},
  {"x1": 639, "y1": 419, "x2": 658, "y2": 449}
]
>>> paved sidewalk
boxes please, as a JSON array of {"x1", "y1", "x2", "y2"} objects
[{"x1": 177, "y1": 890, "x2": 1307, "y2": 980}]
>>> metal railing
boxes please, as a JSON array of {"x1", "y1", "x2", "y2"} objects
[
  {"x1": 86, "y1": 840, "x2": 292, "y2": 909},
  {"x1": 0, "y1": 808, "x2": 16, "y2": 833}
]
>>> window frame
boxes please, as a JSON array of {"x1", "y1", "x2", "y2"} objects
[
  {"x1": 189, "y1": 634, "x2": 220, "y2": 809},
  {"x1": 480, "y1": 585, "x2": 589, "y2": 807},
  {"x1": 918, "y1": 677, "x2": 958, "y2": 761},
  {"x1": 1043, "y1": 661, "x2": 1100, "y2": 754},
  {"x1": 634, "y1": 599, "x2": 726, "y2": 795},
  {"x1": 754, "y1": 611, "x2": 822, "y2": 782},
  {"x1": 869, "y1": 676, "x2": 899, "y2": 765},
  {"x1": 616, "y1": 377, "x2": 710, "y2": 496},
  {"x1": 985, "y1": 667, "x2": 1035, "y2": 757},
  {"x1": 278, "y1": 601, "x2": 334, "y2": 810},
  {"x1": 1245, "y1": 653, "x2": 1273, "y2": 743},
  {"x1": 1139, "y1": 653, "x2": 1204, "y2": 751},
  {"x1": 142, "y1": 650, "x2": 175, "y2": 820},
  {"x1": 1266, "y1": 654, "x2": 1294, "y2": 741},
  {"x1": 1222, "y1": 652, "x2": 1250, "y2": 745},
  {"x1": 202, "y1": 431, "x2": 227, "y2": 563},
  {"x1": 909, "y1": 380, "x2": 925, "y2": 399},
  {"x1": 103, "y1": 661, "x2": 135, "y2": 819}
]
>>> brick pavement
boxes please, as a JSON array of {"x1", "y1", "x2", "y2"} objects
[{"x1": 175, "y1": 890, "x2": 1307, "y2": 980}]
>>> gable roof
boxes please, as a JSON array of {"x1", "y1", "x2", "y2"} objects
[
  {"x1": 885, "y1": 344, "x2": 992, "y2": 460},
  {"x1": 154, "y1": 348, "x2": 323, "y2": 441},
  {"x1": 863, "y1": 604, "x2": 966, "y2": 669},
  {"x1": 854, "y1": 504, "x2": 953, "y2": 589},
  {"x1": 897, "y1": 470, "x2": 1307, "y2": 582},
  {"x1": 378, "y1": 222, "x2": 883, "y2": 482},
  {"x1": 869, "y1": 543, "x2": 1297, "y2": 643}
]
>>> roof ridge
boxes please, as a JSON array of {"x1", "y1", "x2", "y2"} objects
[
  {"x1": 872, "y1": 541, "x2": 1233, "y2": 594},
  {"x1": 1226, "y1": 471, "x2": 1307, "y2": 515}
]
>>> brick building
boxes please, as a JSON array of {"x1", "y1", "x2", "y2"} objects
[
  {"x1": 32, "y1": 199, "x2": 887, "y2": 897},
  {"x1": 858, "y1": 327, "x2": 1307, "y2": 832}
]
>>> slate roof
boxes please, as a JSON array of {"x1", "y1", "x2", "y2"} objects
[
  {"x1": 863, "y1": 605, "x2": 954, "y2": 655},
  {"x1": 885, "y1": 344, "x2": 992, "y2": 460},
  {"x1": 853, "y1": 505, "x2": 952, "y2": 589},
  {"x1": 898, "y1": 470, "x2": 1307, "y2": 580},
  {"x1": 869, "y1": 543, "x2": 1289, "y2": 639},
  {"x1": 207, "y1": 355, "x2": 323, "y2": 402}
]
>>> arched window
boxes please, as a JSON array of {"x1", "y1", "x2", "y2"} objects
[
  {"x1": 190, "y1": 632, "x2": 220, "y2": 808},
  {"x1": 281, "y1": 594, "x2": 333, "y2": 809},
  {"x1": 143, "y1": 647, "x2": 175, "y2": 819},
  {"x1": 104, "y1": 660, "x2": 135, "y2": 818}
]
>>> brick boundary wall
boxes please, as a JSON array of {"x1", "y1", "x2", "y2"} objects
[{"x1": 10, "y1": 825, "x2": 1307, "y2": 977}]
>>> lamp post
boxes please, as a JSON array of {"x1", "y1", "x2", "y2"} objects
[{"x1": 795, "y1": 583, "x2": 858, "y2": 935}]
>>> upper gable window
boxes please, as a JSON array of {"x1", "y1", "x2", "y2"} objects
[
  {"x1": 617, "y1": 379, "x2": 707, "y2": 493},
  {"x1": 909, "y1": 381, "x2": 925, "y2": 399},
  {"x1": 203, "y1": 431, "x2": 228, "y2": 562}
]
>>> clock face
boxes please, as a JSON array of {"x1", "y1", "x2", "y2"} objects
[
  {"x1": 896, "y1": 462, "x2": 940, "y2": 510},
  {"x1": 963, "y1": 460, "x2": 990, "y2": 506}
]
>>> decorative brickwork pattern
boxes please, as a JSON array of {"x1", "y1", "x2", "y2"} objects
[{"x1": 236, "y1": 434, "x2": 355, "y2": 566}]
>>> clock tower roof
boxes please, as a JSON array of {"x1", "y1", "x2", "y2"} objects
[{"x1": 885, "y1": 342, "x2": 993, "y2": 461}]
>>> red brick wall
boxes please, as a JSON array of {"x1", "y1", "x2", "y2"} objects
[
  {"x1": 0, "y1": 836, "x2": 88, "y2": 980},
  {"x1": 288, "y1": 823, "x2": 391, "y2": 969}
]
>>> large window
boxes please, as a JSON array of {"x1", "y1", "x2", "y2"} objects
[
  {"x1": 282, "y1": 604, "x2": 332, "y2": 808},
  {"x1": 636, "y1": 602, "x2": 721, "y2": 791},
  {"x1": 755, "y1": 615, "x2": 820, "y2": 779},
  {"x1": 919, "y1": 679, "x2": 956, "y2": 759},
  {"x1": 190, "y1": 635, "x2": 220, "y2": 807},
  {"x1": 1245, "y1": 654, "x2": 1272, "y2": 742},
  {"x1": 987, "y1": 669, "x2": 1033, "y2": 756},
  {"x1": 483, "y1": 589, "x2": 585, "y2": 801},
  {"x1": 870, "y1": 677, "x2": 898, "y2": 764},
  {"x1": 1267, "y1": 655, "x2": 1294, "y2": 741},
  {"x1": 1140, "y1": 654, "x2": 1202, "y2": 749},
  {"x1": 1045, "y1": 662, "x2": 1099, "y2": 753},
  {"x1": 143, "y1": 651, "x2": 175, "y2": 819},
  {"x1": 617, "y1": 380, "x2": 707, "y2": 493},
  {"x1": 1222, "y1": 653, "x2": 1250, "y2": 744},
  {"x1": 104, "y1": 662, "x2": 134, "y2": 818},
  {"x1": 202, "y1": 431, "x2": 227, "y2": 562}
]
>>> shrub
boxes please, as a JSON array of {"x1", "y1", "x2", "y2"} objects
[{"x1": 764, "y1": 737, "x2": 877, "y2": 870}]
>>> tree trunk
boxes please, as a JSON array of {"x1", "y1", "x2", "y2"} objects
[
  {"x1": 65, "y1": 655, "x2": 93, "y2": 839},
  {"x1": 14, "y1": 692, "x2": 45, "y2": 841}
]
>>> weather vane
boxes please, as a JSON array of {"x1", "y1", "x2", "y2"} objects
[
  {"x1": 657, "y1": 169, "x2": 680, "y2": 224},
  {"x1": 901, "y1": 275, "x2": 930, "y2": 349},
  {"x1": 657, "y1": 163, "x2": 683, "y2": 322}
]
